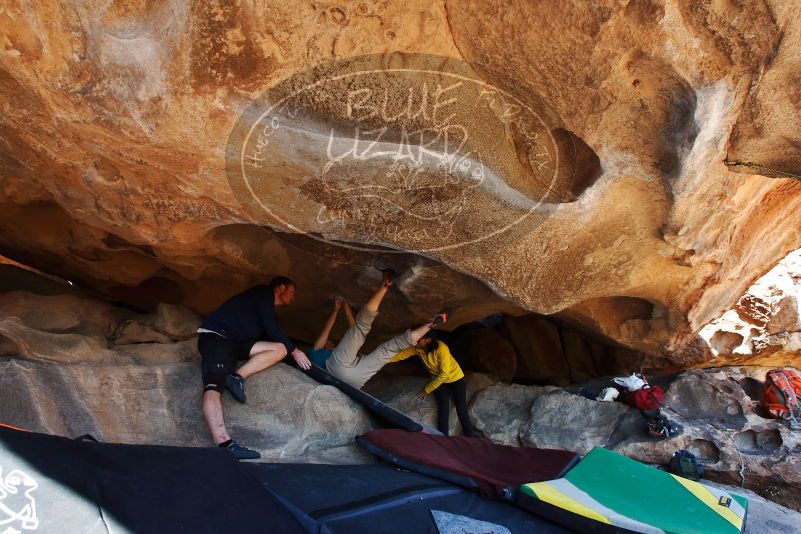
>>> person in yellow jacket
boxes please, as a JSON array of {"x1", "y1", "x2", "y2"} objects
[{"x1": 391, "y1": 333, "x2": 475, "y2": 437}]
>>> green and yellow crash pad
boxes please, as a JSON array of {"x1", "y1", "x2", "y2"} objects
[{"x1": 516, "y1": 447, "x2": 747, "y2": 534}]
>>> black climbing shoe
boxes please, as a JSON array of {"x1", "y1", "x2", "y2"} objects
[
  {"x1": 225, "y1": 373, "x2": 246, "y2": 404},
  {"x1": 430, "y1": 307, "x2": 451, "y2": 326},
  {"x1": 219, "y1": 440, "x2": 261, "y2": 460},
  {"x1": 380, "y1": 268, "x2": 398, "y2": 288}
]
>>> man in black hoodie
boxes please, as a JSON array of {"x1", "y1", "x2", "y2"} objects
[{"x1": 196, "y1": 276, "x2": 310, "y2": 459}]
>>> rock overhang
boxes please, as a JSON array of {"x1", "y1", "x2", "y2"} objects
[{"x1": 0, "y1": 0, "x2": 799, "y2": 369}]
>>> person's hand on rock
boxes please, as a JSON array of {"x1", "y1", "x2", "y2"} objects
[{"x1": 292, "y1": 349, "x2": 311, "y2": 370}]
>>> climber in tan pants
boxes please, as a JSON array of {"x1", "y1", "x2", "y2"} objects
[{"x1": 319, "y1": 270, "x2": 450, "y2": 389}]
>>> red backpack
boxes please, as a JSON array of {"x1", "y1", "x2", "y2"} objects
[
  {"x1": 762, "y1": 368, "x2": 801, "y2": 429},
  {"x1": 625, "y1": 385, "x2": 665, "y2": 412}
]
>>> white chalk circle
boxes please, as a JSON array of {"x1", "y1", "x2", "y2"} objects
[{"x1": 226, "y1": 54, "x2": 562, "y2": 253}]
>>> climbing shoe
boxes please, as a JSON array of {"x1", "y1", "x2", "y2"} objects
[
  {"x1": 225, "y1": 373, "x2": 246, "y2": 404},
  {"x1": 380, "y1": 268, "x2": 398, "y2": 288},
  {"x1": 218, "y1": 439, "x2": 261, "y2": 460},
  {"x1": 430, "y1": 308, "x2": 451, "y2": 326}
]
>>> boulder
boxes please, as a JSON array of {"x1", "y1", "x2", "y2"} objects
[
  {"x1": 469, "y1": 384, "x2": 552, "y2": 445},
  {"x1": 112, "y1": 320, "x2": 173, "y2": 344},
  {"x1": 111, "y1": 303, "x2": 202, "y2": 344},
  {"x1": 0, "y1": 357, "x2": 374, "y2": 463},
  {"x1": 0, "y1": 290, "x2": 128, "y2": 340},
  {"x1": 0, "y1": 316, "x2": 125, "y2": 364},
  {"x1": 151, "y1": 303, "x2": 202, "y2": 340},
  {"x1": 0, "y1": 357, "x2": 205, "y2": 443},
  {"x1": 521, "y1": 389, "x2": 629, "y2": 454},
  {"x1": 663, "y1": 370, "x2": 749, "y2": 428},
  {"x1": 114, "y1": 338, "x2": 200, "y2": 364},
  {"x1": 226, "y1": 364, "x2": 374, "y2": 462}
]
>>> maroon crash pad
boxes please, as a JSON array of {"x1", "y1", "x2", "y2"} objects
[{"x1": 356, "y1": 429, "x2": 580, "y2": 499}]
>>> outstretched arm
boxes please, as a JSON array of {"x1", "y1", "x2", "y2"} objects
[
  {"x1": 390, "y1": 347, "x2": 418, "y2": 363},
  {"x1": 313, "y1": 298, "x2": 341, "y2": 350}
]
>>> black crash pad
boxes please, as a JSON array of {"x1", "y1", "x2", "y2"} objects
[
  {"x1": 304, "y1": 363, "x2": 440, "y2": 434},
  {"x1": 245, "y1": 462, "x2": 568, "y2": 534},
  {"x1": 0, "y1": 426, "x2": 303, "y2": 533}
]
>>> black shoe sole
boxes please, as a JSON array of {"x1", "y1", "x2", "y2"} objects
[
  {"x1": 380, "y1": 268, "x2": 398, "y2": 287},
  {"x1": 232, "y1": 450, "x2": 261, "y2": 460}
]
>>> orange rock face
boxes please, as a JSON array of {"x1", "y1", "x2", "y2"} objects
[{"x1": 0, "y1": 0, "x2": 799, "y2": 369}]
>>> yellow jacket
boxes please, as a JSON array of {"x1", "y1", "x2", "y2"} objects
[{"x1": 391, "y1": 341, "x2": 464, "y2": 394}]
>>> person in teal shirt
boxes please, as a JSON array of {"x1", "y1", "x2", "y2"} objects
[{"x1": 308, "y1": 296, "x2": 351, "y2": 367}]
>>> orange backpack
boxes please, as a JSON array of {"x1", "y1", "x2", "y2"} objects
[{"x1": 762, "y1": 368, "x2": 801, "y2": 429}]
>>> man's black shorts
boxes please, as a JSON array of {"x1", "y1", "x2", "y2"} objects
[{"x1": 198, "y1": 333, "x2": 255, "y2": 394}]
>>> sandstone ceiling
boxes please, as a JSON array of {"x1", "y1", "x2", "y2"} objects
[{"x1": 1, "y1": 0, "x2": 800, "y2": 369}]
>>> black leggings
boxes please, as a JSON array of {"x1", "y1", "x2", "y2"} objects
[{"x1": 433, "y1": 378, "x2": 474, "y2": 437}]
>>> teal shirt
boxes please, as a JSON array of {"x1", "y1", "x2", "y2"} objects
[{"x1": 309, "y1": 347, "x2": 333, "y2": 368}]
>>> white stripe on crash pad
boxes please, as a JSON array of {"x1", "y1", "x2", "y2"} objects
[{"x1": 547, "y1": 478, "x2": 665, "y2": 534}]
